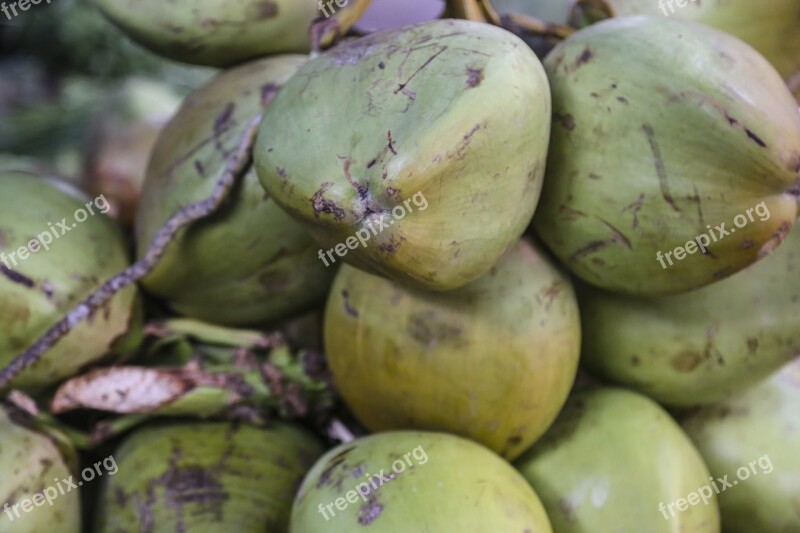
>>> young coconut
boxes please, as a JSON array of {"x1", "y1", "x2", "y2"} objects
[
  {"x1": 533, "y1": 16, "x2": 800, "y2": 296},
  {"x1": 254, "y1": 19, "x2": 552, "y2": 291},
  {"x1": 95, "y1": 421, "x2": 324, "y2": 532},
  {"x1": 0, "y1": 171, "x2": 137, "y2": 392},
  {"x1": 579, "y1": 219, "x2": 800, "y2": 407},
  {"x1": 91, "y1": 0, "x2": 371, "y2": 67},
  {"x1": 515, "y1": 387, "x2": 720, "y2": 532},
  {"x1": 682, "y1": 358, "x2": 800, "y2": 533},
  {"x1": 323, "y1": 238, "x2": 580, "y2": 460},
  {"x1": 136, "y1": 56, "x2": 335, "y2": 327},
  {"x1": 291, "y1": 431, "x2": 553, "y2": 532},
  {"x1": 0, "y1": 407, "x2": 81, "y2": 532}
]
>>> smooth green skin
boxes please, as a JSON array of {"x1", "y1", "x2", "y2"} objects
[
  {"x1": 291, "y1": 431, "x2": 553, "y2": 532},
  {"x1": 533, "y1": 16, "x2": 800, "y2": 296},
  {"x1": 96, "y1": 421, "x2": 324, "y2": 532},
  {"x1": 136, "y1": 56, "x2": 335, "y2": 327},
  {"x1": 0, "y1": 173, "x2": 136, "y2": 392},
  {"x1": 324, "y1": 238, "x2": 580, "y2": 460},
  {"x1": 515, "y1": 388, "x2": 720, "y2": 533},
  {"x1": 0, "y1": 408, "x2": 80, "y2": 532},
  {"x1": 92, "y1": 0, "x2": 319, "y2": 67},
  {"x1": 682, "y1": 359, "x2": 800, "y2": 533},
  {"x1": 255, "y1": 19, "x2": 551, "y2": 291},
  {"x1": 579, "y1": 222, "x2": 800, "y2": 407}
]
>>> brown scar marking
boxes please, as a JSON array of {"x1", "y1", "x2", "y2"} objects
[
  {"x1": 642, "y1": 123, "x2": 681, "y2": 213},
  {"x1": 465, "y1": 67, "x2": 483, "y2": 88},
  {"x1": 0, "y1": 265, "x2": 34, "y2": 288},
  {"x1": 395, "y1": 46, "x2": 448, "y2": 95}
]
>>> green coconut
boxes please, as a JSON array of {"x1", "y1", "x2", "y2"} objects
[
  {"x1": 0, "y1": 407, "x2": 80, "y2": 532},
  {"x1": 579, "y1": 217, "x2": 800, "y2": 407},
  {"x1": 0, "y1": 172, "x2": 137, "y2": 392},
  {"x1": 682, "y1": 358, "x2": 800, "y2": 532},
  {"x1": 95, "y1": 420, "x2": 324, "y2": 532},
  {"x1": 254, "y1": 19, "x2": 551, "y2": 291},
  {"x1": 291, "y1": 431, "x2": 553, "y2": 532},
  {"x1": 323, "y1": 238, "x2": 580, "y2": 460},
  {"x1": 91, "y1": 0, "x2": 320, "y2": 67},
  {"x1": 515, "y1": 387, "x2": 720, "y2": 532},
  {"x1": 136, "y1": 56, "x2": 335, "y2": 327},
  {"x1": 533, "y1": 16, "x2": 800, "y2": 296}
]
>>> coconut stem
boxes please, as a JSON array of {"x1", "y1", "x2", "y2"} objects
[
  {"x1": 145, "y1": 318, "x2": 281, "y2": 350},
  {"x1": 0, "y1": 116, "x2": 263, "y2": 390},
  {"x1": 500, "y1": 12, "x2": 575, "y2": 40},
  {"x1": 447, "y1": 0, "x2": 498, "y2": 23},
  {"x1": 569, "y1": 0, "x2": 616, "y2": 26},
  {"x1": 448, "y1": 0, "x2": 574, "y2": 53}
]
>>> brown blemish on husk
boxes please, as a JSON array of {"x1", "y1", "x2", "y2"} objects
[
  {"x1": 256, "y1": 1, "x2": 278, "y2": 19},
  {"x1": 642, "y1": 123, "x2": 681, "y2": 214},
  {"x1": 455, "y1": 124, "x2": 482, "y2": 159},
  {"x1": 311, "y1": 182, "x2": 346, "y2": 220},
  {"x1": 465, "y1": 67, "x2": 483, "y2": 88},
  {"x1": 597, "y1": 218, "x2": 632, "y2": 249},
  {"x1": 358, "y1": 494, "x2": 384, "y2": 525},
  {"x1": 407, "y1": 311, "x2": 463, "y2": 348},
  {"x1": 559, "y1": 205, "x2": 589, "y2": 221},
  {"x1": 213, "y1": 103, "x2": 235, "y2": 134},
  {"x1": 386, "y1": 131, "x2": 398, "y2": 156},
  {"x1": 554, "y1": 113, "x2": 576, "y2": 131},
  {"x1": 622, "y1": 193, "x2": 645, "y2": 229},
  {"x1": 570, "y1": 216, "x2": 631, "y2": 261},
  {"x1": 378, "y1": 235, "x2": 403, "y2": 255},
  {"x1": 260, "y1": 83, "x2": 279, "y2": 106},
  {"x1": 0, "y1": 265, "x2": 34, "y2": 288},
  {"x1": 341, "y1": 289, "x2": 359, "y2": 318},
  {"x1": 536, "y1": 282, "x2": 562, "y2": 310},
  {"x1": 758, "y1": 221, "x2": 792, "y2": 259},
  {"x1": 500, "y1": 435, "x2": 523, "y2": 457},
  {"x1": 317, "y1": 446, "x2": 356, "y2": 489},
  {"x1": 395, "y1": 46, "x2": 448, "y2": 95},
  {"x1": 744, "y1": 129, "x2": 767, "y2": 148},
  {"x1": 746, "y1": 338, "x2": 758, "y2": 354},
  {"x1": 672, "y1": 351, "x2": 702, "y2": 373},
  {"x1": 571, "y1": 240, "x2": 612, "y2": 261},
  {"x1": 564, "y1": 46, "x2": 593, "y2": 74}
]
